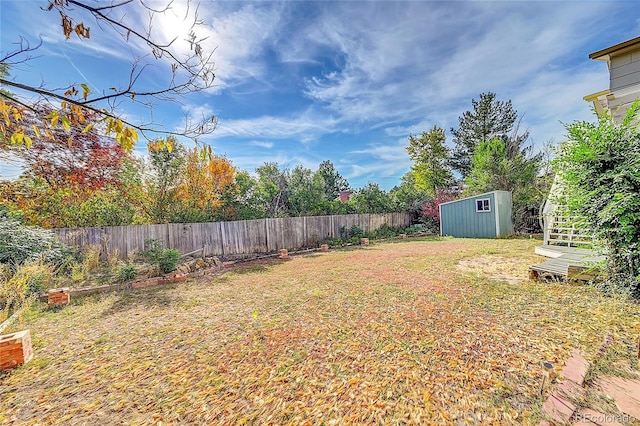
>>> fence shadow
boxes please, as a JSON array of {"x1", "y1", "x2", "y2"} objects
[{"x1": 100, "y1": 284, "x2": 185, "y2": 317}]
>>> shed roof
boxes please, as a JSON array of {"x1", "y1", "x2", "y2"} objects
[{"x1": 438, "y1": 190, "x2": 510, "y2": 207}]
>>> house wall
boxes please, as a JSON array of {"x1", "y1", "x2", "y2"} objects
[
  {"x1": 609, "y1": 50, "x2": 640, "y2": 92},
  {"x1": 440, "y1": 193, "x2": 497, "y2": 238},
  {"x1": 608, "y1": 48, "x2": 640, "y2": 122}
]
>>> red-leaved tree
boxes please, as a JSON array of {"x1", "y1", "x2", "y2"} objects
[{"x1": 420, "y1": 189, "x2": 460, "y2": 231}]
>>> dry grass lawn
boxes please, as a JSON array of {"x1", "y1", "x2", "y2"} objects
[{"x1": 1, "y1": 237, "x2": 639, "y2": 425}]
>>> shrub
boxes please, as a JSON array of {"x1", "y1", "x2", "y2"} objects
[
  {"x1": 370, "y1": 224, "x2": 406, "y2": 239},
  {"x1": 157, "y1": 249, "x2": 181, "y2": 273},
  {"x1": 420, "y1": 189, "x2": 459, "y2": 233},
  {"x1": 340, "y1": 224, "x2": 365, "y2": 240},
  {"x1": 107, "y1": 248, "x2": 120, "y2": 270},
  {"x1": 70, "y1": 262, "x2": 86, "y2": 283},
  {"x1": 142, "y1": 239, "x2": 181, "y2": 274},
  {"x1": 142, "y1": 238, "x2": 163, "y2": 262},
  {"x1": 554, "y1": 101, "x2": 640, "y2": 297},
  {"x1": 0, "y1": 217, "x2": 71, "y2": 269},
  {"x1": 82, "y1": 245, "x2": 102, "y2": 273},
  {"x1": 117, "y1": 264, "x2": 137, "y2": 282},
  {"x1": 1, "y1": 260, "x2": 52, "y2": 320}
]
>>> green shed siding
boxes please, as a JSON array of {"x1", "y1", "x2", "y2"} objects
[
  {"x1": 439, "y1": 191, "x2": 513, "y2": 238},
  {"x1": 495, "y1": 191, "x2": 514, "y2": 236}
]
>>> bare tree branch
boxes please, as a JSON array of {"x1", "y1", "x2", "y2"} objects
[{"x1": 0, "y1": 0, "x2": 218, "y2": 148}]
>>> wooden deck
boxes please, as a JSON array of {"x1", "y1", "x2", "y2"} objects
[{"x1": 530, "y1": 245, "x2": 605, "y2": 282}]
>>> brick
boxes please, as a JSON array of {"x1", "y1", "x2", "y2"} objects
[
  {"x1": 560, "y1": 349, "x2": 590, "y2": 385},
  {"x1": 541, "y1": 380, "x2": 584, "y2": 424},
  {"x1": 132, "y1": 279, "x2": 160, "y2": 289},
  {"x1": 542, "y1": 393, "x2": 576, "y2": 424},
  {"x1": 597, "y1": 376, "x2": 640, "y2": 420},
  {"x1": 47, "y1": 288, "x2": 70, "y2": 306},
  {"x1": 169, "y1": 275, "x2": 187, "y2": 284},
  {"x1": 0, "y1": 330, "x2": 33, "y2": 371}
]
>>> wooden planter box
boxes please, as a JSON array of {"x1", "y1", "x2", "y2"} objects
[
  {"x1": 279, "y1": 249, "x2": 288, "y2": 259},
  {"x1": 321, "y1": 244, "x2": 329, "y2": 252},
  {"x1": 0, "y1": 330, "x2": 33, "y2": 371},
  {"x1": 360, "y1": 238, "x2": 370, "y2": 246},
  {"x1": 47, "y1": 288, "x2": 70, "y2": 307}
]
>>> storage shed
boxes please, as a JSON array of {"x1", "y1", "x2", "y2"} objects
[{"x1": 439, "y1": 191, "x2": 514, "y2": 238}]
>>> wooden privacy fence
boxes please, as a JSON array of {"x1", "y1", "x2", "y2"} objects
[{"x1": 52, "y1": 213, "x2": 411, "y2": 260}]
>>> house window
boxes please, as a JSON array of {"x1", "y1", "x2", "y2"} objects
[{"x1": 476, "y1": 198, "x2": 491, "y2": 212}]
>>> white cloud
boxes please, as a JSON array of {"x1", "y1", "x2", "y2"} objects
[
  {"x1": 346, "y1": 138, "x2": 411, "y2": 182},
  {"x1": 151, "y1": 2, "x2": 285, "y2": 93},
  {"x1": 209, "y1": 111, "x2": 339, "y2": 141},
  {"x1": 226, "y1": 152, "x2": 320, "y2": 175},
  {"x1": 249, "y1": 140, "x2": 274, "y2": 149},
  {"x1": 297, "y1": 2, "x2": 614, "y2": 135},
  {"x1": 350, "y1": 141, "x2": 408, "y2": 163}
]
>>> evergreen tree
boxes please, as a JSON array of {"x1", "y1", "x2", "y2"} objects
[
  {"x1": 316, "y1": 160, "x2": 350, "y2": 200},
  {"x1": 451, "y1": 92, "x2": 526, "y2": 177}
]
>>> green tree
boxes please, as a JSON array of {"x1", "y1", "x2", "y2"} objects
[
  {"x1": 451, "y1": 92, "x2": 525, "y2": 177},
  {"x1": 406, "y1": 126, "x2": 453, "y2": 196},
  {"x1": 465, "y1": 137, "x2": 542, "y2": 231},
  {"x1": 554, "y1": 102, "x2": 640, "y2": 296},
  {"x1": 289, "y1": 165, "x2": 326, "y2": 216},
  {"x1": 389, "y1": 173, "x2": 430, "y2": 217},
  {"x1": 221, "y1": 171, "x2": 262, "y2": 220},
  {"x1": 145, "y1": 137, "x2": 186, "y2": 223},
  {"x1": 316, "y1": 160, "x2": 350, "y2": 200},
  {"x1": 255, "y1": 163, "x2": 290, "y2": 218},
  {"x1": 350, "y1": 183, "x2": 396, "y2": 213}
]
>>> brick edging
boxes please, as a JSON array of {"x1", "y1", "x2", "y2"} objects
[
  {"x1": 540, "y1": 349, "x2": 590, "y2": 425},
  {"x1": 37, "y1": 236, "x2": 417, "y2": 302}
]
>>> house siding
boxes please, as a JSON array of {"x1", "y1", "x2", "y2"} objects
[{"x1": 610, "y1": 52, "x2": 640, "y2": 92}]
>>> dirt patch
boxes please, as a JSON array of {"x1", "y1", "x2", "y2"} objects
[{"x1": 457, "y1": 255, "x2": 528, "y2": 285}]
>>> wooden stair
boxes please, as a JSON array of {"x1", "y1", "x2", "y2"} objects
[
  {"x1": 544, "y1": 215, "x2": 592, "y2": 248},
  {"x1": 530, "y1": 245, "x2": 605, "y2": 282}
]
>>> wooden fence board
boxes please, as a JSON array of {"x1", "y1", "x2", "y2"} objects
[
  {"x1": 305, "y1": 216, "x2": 333, "y2": 244},
  {"x1": 52, "y1": 213, "x2": 411, "y2": 260}
]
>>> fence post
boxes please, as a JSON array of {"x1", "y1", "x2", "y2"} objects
[
  {"x1": 330, "y1": 215, "x2": 335, "y2": 239},
  {"x1": 219, "y1": 221, "x2": 225, "y2": 260},
  {"x1": 303, "y1": 216, "x2": 307, "y2": 247},
  {"x1": 265, "y1": 218, "x2": 270, "y2": 252}
]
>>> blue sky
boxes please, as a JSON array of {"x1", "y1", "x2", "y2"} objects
[{"x1": 1, "y1": 1, "x2": 639, "y2": 190}]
